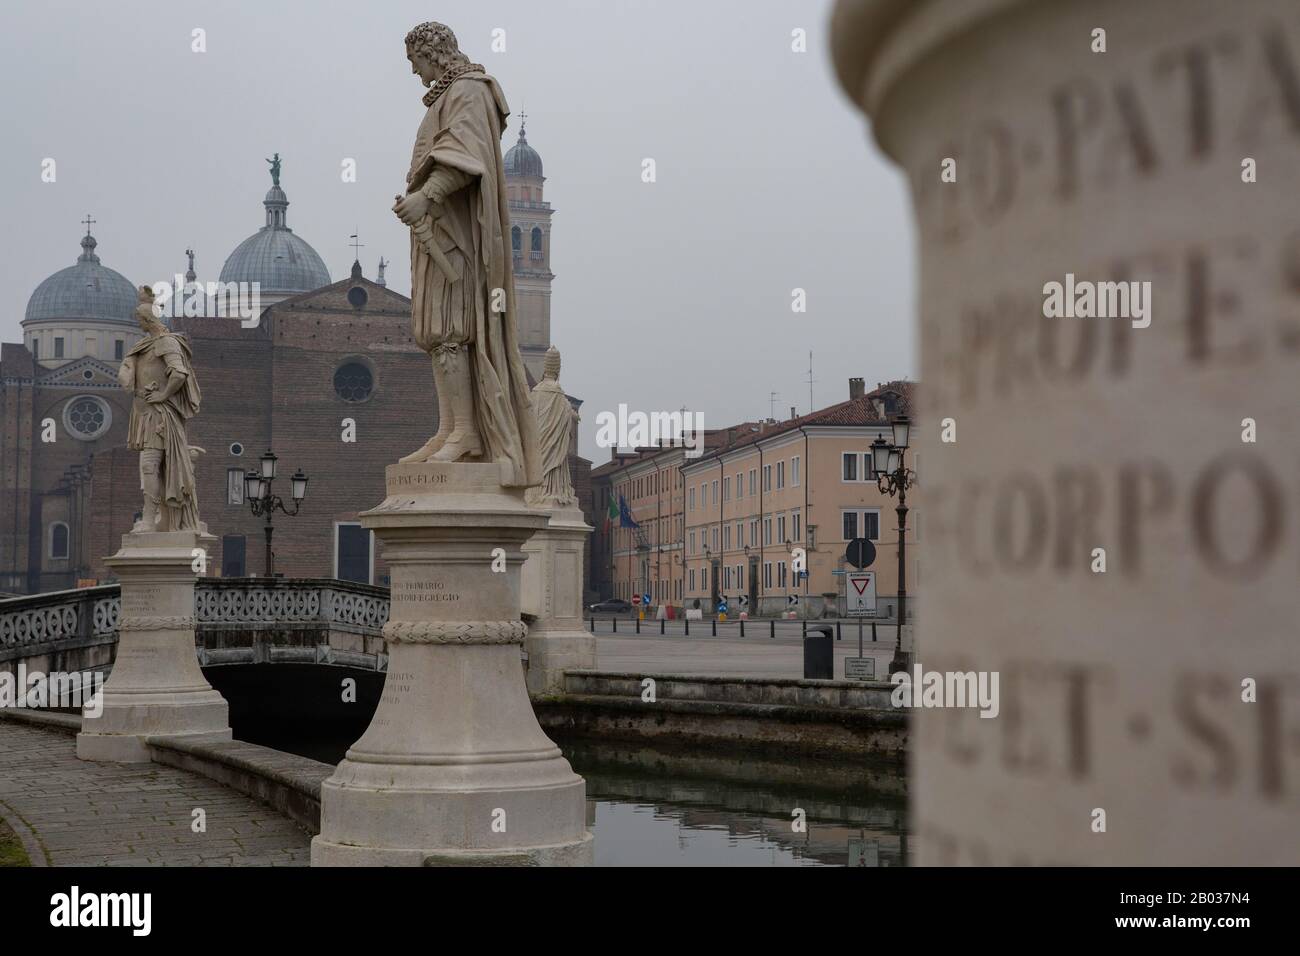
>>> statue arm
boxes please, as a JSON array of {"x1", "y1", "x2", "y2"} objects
[{"x1": 419, "y1": 165, "x2": 474, "y2": 204}]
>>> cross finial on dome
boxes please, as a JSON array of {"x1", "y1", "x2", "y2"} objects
[{"x1": 78, "y1": 216, "x2": 100, "y2": 263}]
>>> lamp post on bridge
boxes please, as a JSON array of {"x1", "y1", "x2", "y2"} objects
[
  {"x1": 243, "y1": 449, "x2": 308, "y2": 578},
  {"x1": 870, "y1": 415, "x2": 916, "y2": 676}
]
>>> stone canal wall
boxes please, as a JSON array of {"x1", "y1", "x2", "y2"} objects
[{"x1": 536, "y1": 671, "x2": 905, "y2": 761}]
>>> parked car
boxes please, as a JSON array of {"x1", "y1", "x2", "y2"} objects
[{"x1": 587, "y1": 598, "x2": 633, "y2": 613}]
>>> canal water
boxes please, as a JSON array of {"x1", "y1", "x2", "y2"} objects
[{"x1": 241, "y1": 722, "x2": 907, "y2": 867}]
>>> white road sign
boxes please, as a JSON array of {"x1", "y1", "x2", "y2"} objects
[{"x1": 846, "y1": 572, "x2": 876, "y2": 616}]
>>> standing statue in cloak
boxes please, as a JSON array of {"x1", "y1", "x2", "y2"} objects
[
  {"x1": 393, "y1": 20, "x2": 539, "y2": 489},
  {"x1": 118, "y1": 286, "x2": 204, "y2": 532},
  {"x1": 526, "y1": 347, "x2": 578, "y2": 509}
]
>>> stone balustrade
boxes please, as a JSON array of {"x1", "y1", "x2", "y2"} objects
[{"x1": 0, "y1": 578, "x2": 391, "y2": 676}]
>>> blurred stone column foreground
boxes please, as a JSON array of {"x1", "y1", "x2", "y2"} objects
[
  {"x1": 832, "y1": 0, "x2": 1300, "y2": 864},
  {"x1": 312, "y1": 462, "x2": 592, "y2": 865}
]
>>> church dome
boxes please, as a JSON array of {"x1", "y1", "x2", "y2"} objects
[
  {"x1": 219, "y1": 169, "x2": 330, "y2": 295},
  {"x1": 24, "y1": 231, "x2": 136, "y2": 325},
  {"x1": 504, "y1": 126, "x2": 543, "y2": 179}
]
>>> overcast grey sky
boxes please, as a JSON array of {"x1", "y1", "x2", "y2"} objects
[{"x1": 0, "y1": 0, "x2": 914, "y2": 462}]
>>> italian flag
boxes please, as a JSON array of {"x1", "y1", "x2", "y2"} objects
[{"x1": 605, "y1": 496, "x2": 619, "y2": 531}]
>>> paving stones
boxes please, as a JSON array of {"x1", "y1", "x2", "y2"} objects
[{"x1": 0, "y1": 723, "x2": 310, "y2": 867}]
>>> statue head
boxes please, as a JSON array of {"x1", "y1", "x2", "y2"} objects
[
  {"x1": 134, "y1": 285, "x2": 165, "y2": 334},
  {"x1": 543, "y1": 346, "x2": 561, "y2": 381},
  {"x1": 405, "y1": 21, "x2": 469, "y2": 87}
]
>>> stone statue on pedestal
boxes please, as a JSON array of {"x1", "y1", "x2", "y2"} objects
[
  {"x1": 393, "y1": 20, "x2": 539, "y2": 488},
  {"x1": 81, "y1": 296, "x2": 226, "y2": 764},
  {"x1": 118, "y1": 286, "x2": 204, "y2": 533},
  {"x1": 526, "y1": 347, "x2": 578, "y2": 509},
  {"x1": 312, "y1": 22, "x2": 590, "y2": 867}
]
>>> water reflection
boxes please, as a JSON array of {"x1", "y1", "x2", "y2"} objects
[
  {"x1": 229, "y1": 703, "x2": 907, "y2": 866},
  {"x1": 562, "y1": 737, "x2": 907, "y2": 867}
]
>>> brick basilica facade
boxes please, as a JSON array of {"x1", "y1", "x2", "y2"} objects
[{"x1": 1, "y1": 128, "x2": 593, "y2": 595}]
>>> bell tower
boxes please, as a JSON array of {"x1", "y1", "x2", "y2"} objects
[{"x1": 503, "y1": 117, "x2": 553, "y2": 382}]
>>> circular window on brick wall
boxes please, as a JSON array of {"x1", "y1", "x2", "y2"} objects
[
  {"x1": 333, "y1": 361, "x2": 373, "y2": 403},
  {"x1": 63, "y1": 395, "x2": 111, "y2": 441}
]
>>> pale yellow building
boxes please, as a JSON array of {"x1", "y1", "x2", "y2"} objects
[{"x1": 591, "y1": 379, "x2": 918, "y2": 618}]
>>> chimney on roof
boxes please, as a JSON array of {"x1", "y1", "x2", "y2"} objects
[{"x1": 849, "y1": 377, "x2": 865, "y2": 400}]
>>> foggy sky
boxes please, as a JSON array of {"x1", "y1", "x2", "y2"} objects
[{"x1": 0, "y1": 0, "x2": 914, "y2": 463}]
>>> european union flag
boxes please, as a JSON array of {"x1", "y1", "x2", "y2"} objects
[{"x1": 618, "y1": 494, "x2": 640, "y2": 529}]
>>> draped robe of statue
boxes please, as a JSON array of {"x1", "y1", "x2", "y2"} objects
[
  {"x1": 528, "y1": 371, "x2": 578, "y2": 508},
  {"x1": 119, "y1": 326, "x2": 203, "y2": 531},
  {"x1": 407, "y1": 71, "x2": 539, "y2": 488}
]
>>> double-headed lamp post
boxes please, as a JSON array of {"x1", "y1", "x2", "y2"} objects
[
  {"x1": 870, "y1": 415, "x2": 916, "y2": 675},
  {"x1": 243, "y1": 449, "x2": 308, "y2": 578}
]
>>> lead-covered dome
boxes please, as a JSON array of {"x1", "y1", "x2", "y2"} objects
[
  {"x1": 219, "y1": 171, "x2": 330, "y2": 296},
  {"x1": 504, "y1": 125, "x2": 543, "y2": 179},
  {"x1": 24, "y1": 232, "x2": 136, "y2": 324}
]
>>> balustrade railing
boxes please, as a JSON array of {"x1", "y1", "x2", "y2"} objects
[{"x1": 0, "y1": 578, "x2": 391, "y2": 662}]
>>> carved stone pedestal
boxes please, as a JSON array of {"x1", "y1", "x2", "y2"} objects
[
  {"x1": 312, "y1": 462, "x2": 592, "y2": 866},
  {"x1": 522, "y1": 505, "x2": 597, "y2": 696},
  {"x1": 76, "y1": 529, "x2": 230, "y2": 763}
]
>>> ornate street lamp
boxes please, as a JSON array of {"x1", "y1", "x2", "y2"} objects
[
  {"x1": 870, "y1": 416, "x2": 917, "y2": 675},
  {"x1": 244, "y1": 449, "x2": 307, "y2": 577}
]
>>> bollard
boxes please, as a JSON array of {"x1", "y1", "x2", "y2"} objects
[
  {"x1": 712, "y1": 619, "x2": 717, "y2": 637},
  {"x1": 872, "y1": 621, "x2": 877, "y2": 643},
  {"x1": 740, "y1": 619, "x2": 745, "y2": 638},
  {"x1": 770, "y1": 620, "x2": 775, "y2": 639},
  {"x1": 612, "y1": 617, "x2": 617, "y2": 634},
  {"x1": 685, "y1": 618, "x2": 690, "y2": 637},
  {"x1": 660, "y1": 619, "x2": 665, "y2": 635},
  {"x1": 636, "y1": 616, "x2": 640, "y2": 634},
  {"x1": 836, "y1": 620, "x2": 842, "y2": 641},
  {"x1": 802, "y1": 620, "x2": 807, "y2": 638}
]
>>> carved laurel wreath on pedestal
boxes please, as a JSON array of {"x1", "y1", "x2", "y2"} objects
[
  {"x1": 382, "y1": 620, "x2": 528, "y2": 645},
  {"x1": 118, "y1": 616, "x2": 195, "y2": 631}
]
